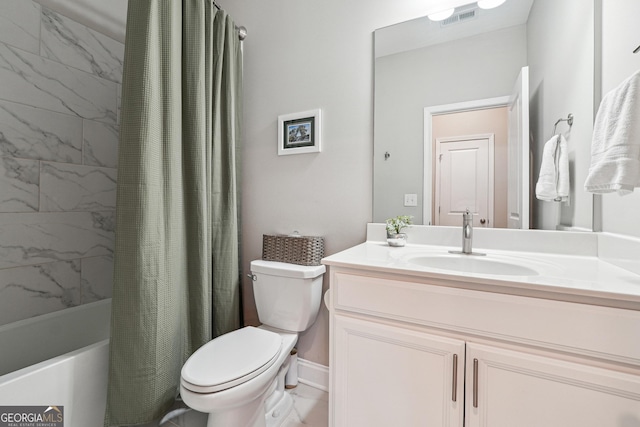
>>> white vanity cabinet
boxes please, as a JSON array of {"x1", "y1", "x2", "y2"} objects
[
  {"x1": 333, "y1": 314, "x2": 465, "y2": 426},
  {"x1": 327, "y1": 268, "x2": 640, "y2": 427},
  {"x1": 466, "y1": 343, "x2": 640, "y2": 427}
]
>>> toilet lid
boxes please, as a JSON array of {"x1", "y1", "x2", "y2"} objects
[{"x1": 181, "y1": 326, "x2": 282, "y2": 393}]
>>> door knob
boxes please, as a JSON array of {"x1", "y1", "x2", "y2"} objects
[{"x1": 480, "y1": 218, "x2": 486, "y2": 225}]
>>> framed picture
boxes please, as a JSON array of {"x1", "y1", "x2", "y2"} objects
[{"x1": 278, "y1": 109, "x2": 322, "y2": 156}]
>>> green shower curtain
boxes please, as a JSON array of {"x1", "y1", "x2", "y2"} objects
[{"x1": 104, "y1": 1, "x2": 242, "y2": 425}]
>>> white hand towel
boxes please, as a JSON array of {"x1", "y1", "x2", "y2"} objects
[
  {"x1": 584, "y1": 69, "x2": 640, "y2": 195},
  {"x1": 556, "y1": 135, "x2": 570, "y2": 200},
  {"x1": 536, "y1": 134, "x2": 569, "y2": 202}
]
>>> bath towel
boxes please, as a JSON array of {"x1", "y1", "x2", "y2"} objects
[
  {"x1": 536, "y1": 134, "x2": 569, "y2": 202},
  {"x1": 584, "y1": 69, "x2": 640, "y2": 195}
]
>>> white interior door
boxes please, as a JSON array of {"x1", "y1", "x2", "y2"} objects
[
  {"x1": 507, "y1": 66, "x2": 530, "y2": 229},
  {"x1": 435, "y1": 135, "x2": 494, "y2": 227}
]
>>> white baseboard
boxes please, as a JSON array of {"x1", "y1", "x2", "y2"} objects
[{"x1": 297, "y1": 358, "x2": 329, "y2": 392}]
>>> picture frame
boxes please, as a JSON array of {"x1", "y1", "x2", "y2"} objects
[{"x1": 277, "y1": 109, "x2": 322, "y2": 156}]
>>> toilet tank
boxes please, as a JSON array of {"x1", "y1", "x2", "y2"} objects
[{"x1": 250, "y1": 260, "x2": 325, "y2": 332}]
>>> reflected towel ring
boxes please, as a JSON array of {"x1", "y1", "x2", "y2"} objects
[{"x1": 553, "y1": 113, "x2": 574, "y2": 135}]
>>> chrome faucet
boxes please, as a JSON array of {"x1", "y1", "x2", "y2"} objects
[
  {"x1": 449, "y1": 209, "x2": 485, "y2": 256},
  {"x1": 462, "y1": 209, "x2": 473, "y2": 254}
]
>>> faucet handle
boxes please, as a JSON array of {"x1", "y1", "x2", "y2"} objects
[{"x1": 463, "y1": 209, "x2": 473, "y2": 221}]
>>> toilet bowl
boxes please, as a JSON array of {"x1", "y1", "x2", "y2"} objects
[{"x1": 180, "y1": 260, "x2": 325, "y2": 427}]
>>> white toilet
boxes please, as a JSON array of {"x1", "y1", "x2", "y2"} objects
[{"x1": 180, "y1": 260, "x2": 325, "y2": 427}]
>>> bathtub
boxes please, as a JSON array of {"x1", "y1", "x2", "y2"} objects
[{"x1": 0, "y1": 300, "x2": 111, "y2": 426}]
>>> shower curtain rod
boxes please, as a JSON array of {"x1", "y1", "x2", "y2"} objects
[{"x1": 212, "y1": 0, "x2": 247, "y2": 40}]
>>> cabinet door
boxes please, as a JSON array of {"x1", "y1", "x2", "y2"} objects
[
  {"x1": 465, "y1": 343, "x2": 640, "y2": 427},
  {"x1": 332, "y1": 315, "x2": 465, "y2": 427}
]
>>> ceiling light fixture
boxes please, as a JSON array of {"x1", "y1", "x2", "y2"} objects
[
  {"x1": 477, "y1": 0, "x2": 507, "y2": 9},
  {"x1": 427, "y1": 8, "x2": 455, "y2": 21}
]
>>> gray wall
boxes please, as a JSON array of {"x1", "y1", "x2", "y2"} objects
[
  {"x1": 601, "y1": 0, "x2": 640, "y2": 237},
  {"x1": 527, "y1": 0, "x2": 594, "y2": 231},
  {"x1": 373, "y1": 25, "x2": 528, "y2": 224},
  {"x1": 209, "y1": 0, "x2": 638, "y2": 368},
  {"x1": 0, "y1": 0, "x2": 121, "y2": 326},
  {"x1": 217, "y1": 0, "x2": 438, "y2": 366}
]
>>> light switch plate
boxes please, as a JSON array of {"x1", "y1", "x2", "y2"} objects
[{"x1": 404, "y1": 194, "x2": 418, "y2": 207}]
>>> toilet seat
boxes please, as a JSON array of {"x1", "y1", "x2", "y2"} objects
[{"x1": 181, "y1": 326, "x2": 282, "y2": 393}]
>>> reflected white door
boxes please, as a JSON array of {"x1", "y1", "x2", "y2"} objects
[
  {"x1": 507, "y1": 66, "x2": 530, "y2": 229},
  {"x1": 435, "y1": 134, "x2": 494, "y2": 227}
]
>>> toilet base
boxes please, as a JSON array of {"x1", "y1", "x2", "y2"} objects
[
  {"x1": 265, "y1": 391, "x2": 293, "y2": 427},
  {"x1": 263, "y1": 347, "x2": 295, "y2": 427},
  {"x1": 205, "y1": 395, "x2": 266, "y2": 427},
  {"x1": 204, "y1": 357, "x2": 295, "y2": 427}
]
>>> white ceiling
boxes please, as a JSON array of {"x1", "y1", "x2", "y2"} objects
[
  {"x1": 375, "y1": 0, "x2": 535, "y2": 58},
  {"x1": 35, "y1": 0, "x2": 128, "y2": 43}
]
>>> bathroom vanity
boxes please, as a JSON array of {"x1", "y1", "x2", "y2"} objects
[{"x1": 323, "y1": 225, "x2": 640, "y2": 427}]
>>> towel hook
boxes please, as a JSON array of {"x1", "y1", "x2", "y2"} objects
[{"x1": 553, "y1": 113, "x2": 574, "y2": 135}]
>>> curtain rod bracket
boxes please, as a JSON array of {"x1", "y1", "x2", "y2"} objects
[
  {"x1": 237, "y1": 26, "x2": 248, "y2": 41},
  {"x1": 212, "y1": 1, "x2": 247, "y2": 40}
]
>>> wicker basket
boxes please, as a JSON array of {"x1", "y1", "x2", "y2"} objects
[{"x1": 262, "y1": 234, "x2": 325, "y2": 266}]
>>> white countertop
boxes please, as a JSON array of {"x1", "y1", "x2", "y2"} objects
[{"x1": 322, "y1": 237, "x2": 640, "y2": 311}]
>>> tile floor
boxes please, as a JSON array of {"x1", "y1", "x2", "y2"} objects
[{"x1": 157, "y1": 383, "x2": 328, "y2": 427}]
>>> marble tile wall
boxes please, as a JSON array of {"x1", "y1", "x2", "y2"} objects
[{"x1": 0, "y1": 0, "x2": 123, "y2": 326}]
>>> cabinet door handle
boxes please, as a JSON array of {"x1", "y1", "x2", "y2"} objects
[
  {"x1": 473, "y1": 358, "x2": 479, "y2": 408},
  {"x1": 452, "y1": 354, "x2": 458, "y2": 402}
]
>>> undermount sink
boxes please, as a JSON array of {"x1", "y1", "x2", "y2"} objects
[{"x1": 407, "y1": 254, "x2": 540, "y2": 276}]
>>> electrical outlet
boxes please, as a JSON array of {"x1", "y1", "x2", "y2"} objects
[{"x1": 404, "y1": 194, "x2": 418, "y2": 207}]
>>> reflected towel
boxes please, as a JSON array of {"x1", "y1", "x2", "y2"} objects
[
  {"x1": 536, "y1": 134, "x2": 569, "y2": 202},
  {"x1": 584, "y1": 69, "x2": 640, "y2": 195}
]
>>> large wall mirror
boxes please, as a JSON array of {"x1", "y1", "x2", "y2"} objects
[{"x1": 373, "y1": 0, "x2": 595, "y2": 231}]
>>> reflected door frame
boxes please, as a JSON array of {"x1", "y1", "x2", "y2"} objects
[{"x1": 423, "y1": 96, "x2": 510, "y2": 226}]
